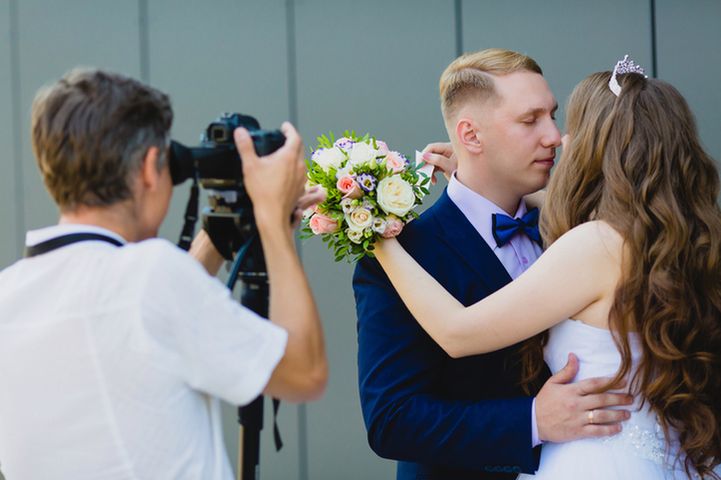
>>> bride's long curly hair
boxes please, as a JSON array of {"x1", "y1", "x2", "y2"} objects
[{"x1": 518, "y1": 71, "x2": 721, "y2": 478}]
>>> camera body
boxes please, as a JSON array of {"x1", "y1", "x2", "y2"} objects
[{"x1": 169, "y1": 113, "x2": 285, "y2": 260}]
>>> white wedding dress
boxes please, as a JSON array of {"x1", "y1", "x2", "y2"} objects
[{"x1": 519, "y1": 319, "x2": 710, "y2": 480}]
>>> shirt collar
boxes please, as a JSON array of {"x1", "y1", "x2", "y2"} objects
[
  {"x1": 446, "y1": 172, "x2": 528, "y2": 249},
  {"x1": 26, "y1": 224, "x2": 128, "y2": 247}
]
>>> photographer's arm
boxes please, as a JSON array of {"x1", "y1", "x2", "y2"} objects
[
  {"x1": 189, "y1": 230, "x2": 224, "y2": 275},
  {"x1": 235, "y1": 124, "x2": 328, "y2": 403}
]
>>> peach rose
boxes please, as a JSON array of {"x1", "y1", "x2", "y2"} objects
[
  {"x1": 336, "y1": 175, "x2": 363, "y2": 199},
  {"x1": 384, "y1": 151, "x2": 407, "y2": 173},
  {"x1": 309, "y1": 212, "x2": 339, "y2": 234}
]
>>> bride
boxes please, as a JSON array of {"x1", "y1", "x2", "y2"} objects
[{"x1": 373, "y1": 63, "x2": 721, "y2": 478}]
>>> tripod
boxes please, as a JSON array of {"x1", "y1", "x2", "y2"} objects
[
  {"x1": 226, "y1": 235, "x2": 278, "y2": 480},
  {"x1": 177, "y1": 184, "x2": 282, "y2": 480}
]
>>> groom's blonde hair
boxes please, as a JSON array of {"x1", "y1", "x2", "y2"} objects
[{"x1": 439, "y1": 48, "x2": 542, "y2": 122}]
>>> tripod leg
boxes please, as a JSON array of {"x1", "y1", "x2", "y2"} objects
[
  {"x1": 238, "y1": 396, "x2": 263, "y2": 480},
  {"x1": 237, "y1": 426, "x2": 243, "y2": 480}
]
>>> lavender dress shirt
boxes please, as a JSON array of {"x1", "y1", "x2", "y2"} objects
[{"x1": 446, "y1": 173, "x2": 544, "y2": 447}]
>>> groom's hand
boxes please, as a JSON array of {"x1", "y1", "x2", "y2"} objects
[{"x1": 536, "y1": 353, "x2": 633, "y2": 442}]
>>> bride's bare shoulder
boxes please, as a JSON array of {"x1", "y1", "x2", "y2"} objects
[{"x1": 557, "y1": 220, "x2": 625, "y2": 264}]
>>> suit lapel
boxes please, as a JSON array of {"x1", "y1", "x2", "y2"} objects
[{"x1": 426, "y1": 190, "x2": 513, "y2": 293}]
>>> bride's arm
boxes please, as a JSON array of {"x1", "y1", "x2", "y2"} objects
[{"x1": 373, "y1": 221, "x2": 620, "y2": 358}]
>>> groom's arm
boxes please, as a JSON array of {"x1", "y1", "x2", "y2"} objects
[{"x1": 354, "y1": 256, "x2": 538, "y2": 474}]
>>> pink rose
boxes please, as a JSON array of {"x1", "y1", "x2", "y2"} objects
[
  {"x1": 309, "y1": 213, "x2": 339, "y2": 234},
  {"x1": 376, "y1": 140, "x2": 390, "y2": 155},
  {"x1": 381, "y1": 216, "x2": 404, "y2": 238},
  {"x1": 384, "y1": 151, "x2": 407, "y2": 173},
  {"x1": 336, "y1": 174, "x2": 363, "y2": 199}
]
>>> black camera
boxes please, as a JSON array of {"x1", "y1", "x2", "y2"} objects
[{"x1": 168, "y1": 113, "x2": 285, "y2": 260}]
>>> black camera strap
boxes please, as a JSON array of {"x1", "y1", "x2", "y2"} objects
[
  {"x1": 25, "y1": 233, "x2": 123, "y2": 258},
  {"x1": 177, "y1": 178, "x2": 200, "y2": 251}
]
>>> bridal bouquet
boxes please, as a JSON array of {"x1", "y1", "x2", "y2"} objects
[{"x1": 301, "y1": 132, "x2": 432, "y2": 262}]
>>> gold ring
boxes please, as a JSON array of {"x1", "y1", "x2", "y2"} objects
[{"x1": 587, "y1": 410, "x2": 595, "y2": 424}]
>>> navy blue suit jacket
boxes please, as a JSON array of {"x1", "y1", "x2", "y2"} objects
[{"x1": 354, "y1": 190, "x2": 550, "y2": 480}]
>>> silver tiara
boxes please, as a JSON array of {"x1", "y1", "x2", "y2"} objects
[{"x1": 608, "y1": 54, "x2": 647, "y2": 96}]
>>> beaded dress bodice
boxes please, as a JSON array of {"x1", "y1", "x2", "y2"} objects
[{"x1": 543, "y1": 320, "x2": 679, "y2": 469}]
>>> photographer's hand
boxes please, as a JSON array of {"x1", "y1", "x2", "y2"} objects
[
  {"x1": 236, "y1": 122, "x2": 306, "y2": 231},
  {"x1": 234, "y1": 123, "x2": 328, "y2": 402}
]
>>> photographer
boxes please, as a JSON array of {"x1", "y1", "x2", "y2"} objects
[{"x1": 0, "y1": 68, "x2": 327, "y2": 479}]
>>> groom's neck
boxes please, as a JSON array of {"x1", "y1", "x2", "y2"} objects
[{"x1": 456, "y1": 166, "x2": 522, "y2": 216}]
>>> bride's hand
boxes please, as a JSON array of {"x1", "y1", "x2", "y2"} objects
[
  {"x1": 422, "y1": 142, "x2": 457, "y2": 184},
  {"x1": 291, "y1": 186, "x2": 326, "y2": 229},
  {"x1": 524, "y1": 190, "x2": 546, "y2": 211}
]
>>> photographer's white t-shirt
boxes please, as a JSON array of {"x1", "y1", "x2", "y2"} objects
[{"x1": 0, "y1": 225, "x2": 287, "y2": 480}]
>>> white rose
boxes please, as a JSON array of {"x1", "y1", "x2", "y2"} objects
[
  {"x1": 348, "y1": 142, "x2": 378, "y2": 167},
  {"x1": 345, "y1": 207, "x2": 374, "y2": 232},
  {"x1": 377, "y1": 175, "x2": 416, "y2": 217},
  {"x1": 372, "y1": 218, "x2": 387, "y2": 234},
  {"x1": 312, "y1": 147, "x2": 345, "y2": 172},
  {"x1": 340, "y1": 198, "x2": 354, "y2": 214},
  {"x1": 335, "y1": 164, "x2": 353, "y2": 179},
  {"x1": 346, "y1": 228, "x2": 364, "y2": 244}
]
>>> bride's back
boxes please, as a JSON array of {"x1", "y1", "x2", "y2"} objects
[
  {"x1": 534, "y1": 319, "x2": 688, "y2": 479},
  {"x1": 525, "y1": 70, "x2": 721, "y2": 478}
]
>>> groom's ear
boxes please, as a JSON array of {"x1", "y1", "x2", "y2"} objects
[{"x1": 456, "y1": 118, "x2": 483, "y2": 154}]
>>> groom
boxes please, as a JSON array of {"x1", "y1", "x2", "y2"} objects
[{"x1": 353, "y1": 48, "x2": 631, "y2": 479}]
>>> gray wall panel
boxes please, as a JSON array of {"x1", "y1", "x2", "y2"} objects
[
  {"x1": 294, "y1": 1, "x2": 456, "y2": 478},
  {"x1": 16, "y1": 0, "x2": 142, "y2": 231},
  {"x1": 462, "y1": 0, "x2": 652, "y2": 132},
  {"x1": 3, "y1": 2, "x2": 721, "y2": 480},
  {"x1": 656, "y1": 0, "x2": 721, "y2": 161},
  {"x1": 147, "y1": 0, "x2": 291, "y2": 246},
  {"x1": 0, "y1": 1, "x2": 18, "y2": 268},
  {"x1": 146, "y1": 1, "x2": 298, "y2": 477}
]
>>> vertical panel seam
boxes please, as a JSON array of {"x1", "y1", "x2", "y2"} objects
[
  {"x1": 286, "y1": 0, "x2": 298, "y2": 126},
  {"x1": 9, "y1": 0, "x2": 24, "y2": 256},
  {"x1": 650, "y1": 0, "x2": 658, "y2": 78},
  {"x1": 285, "y1": 2, "x2": 306, "y2": 480},
  {"x1": 139, "y1": 0, "x2": 150, "y2": 82},
  {"x1": 455, "y1": 0, "x2": 463, "y2": 57},
  {"x1": 297, "y1": 404, "x2": 308, "y2": 480}
]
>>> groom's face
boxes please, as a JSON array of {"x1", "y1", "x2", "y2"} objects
[{"x1": 479, "y1": 71, "x2": 561, "y2": 197}]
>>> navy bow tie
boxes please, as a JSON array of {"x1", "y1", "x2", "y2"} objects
[{"x1": 491, "y1": 207, "x2": 542, "y2": 248}]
